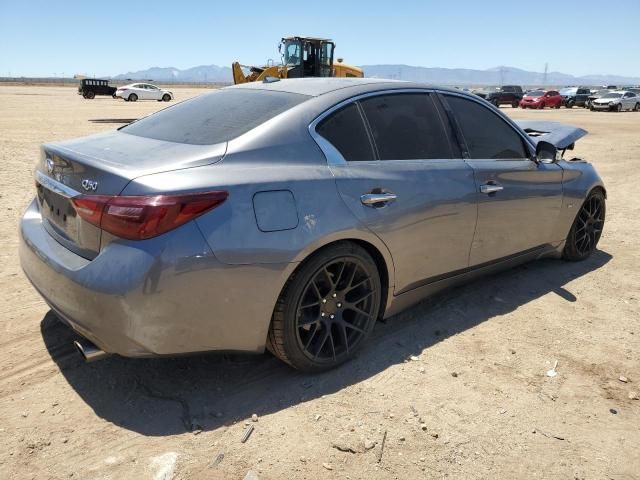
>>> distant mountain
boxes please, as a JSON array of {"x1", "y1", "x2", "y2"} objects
[
  {"x1": 112, "y1": 64, "x2": 640, "y2": 86},
  {"x1": 362, "y1": 65, "x2": 640, "y2": 86},
  {"x1": 113, "y1": 64, "x2": 232, "y2": 83}
]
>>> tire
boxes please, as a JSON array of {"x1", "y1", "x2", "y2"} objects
[
  {"x1": 616, "y1": 103, "x2": 622, "y2": 112},
  {"x1": 86, "y1": 91, "x2": 95, "y2": 99},
  {"x1": 635, "y1": 103, "x2": 640, "y2": 112},
  {"x1": 539, "y1": 102, "x2": 545, "y2": 109},
  {"x1": 562, "y1": 190, "x2": 605, "y2": 262},
  {"x1": 492, "y1": 98, "x2": 500, "y2": 107},
  {"x1": 512, "y1": 100, "x2": 519, "y2": 108},
  {"x1": 162, "y1": 94, "x2": 171, "y2": 102},
  {"x1": 590, "y1": 106, "x2": 595, "y2": 111},
  {"x1": 566, "y1": 99, "x2": 574, "y2": 108},
  {"x1": 555, "y1": 102, "x2": 561, "y2": 109},
  {"x1": 128, "y1": 93, "x2": 138, "y2": 102},
  {"x1": 267, "y1": 242, "x2": 382, "y2": 372}
]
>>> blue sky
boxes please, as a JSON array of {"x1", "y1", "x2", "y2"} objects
[{"x1": 1, "y1": 0, "x2": 639, "y2": 78}]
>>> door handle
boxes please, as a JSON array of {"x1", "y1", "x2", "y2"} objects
[
  {"x1": 360, "y1": 192, "x2": 397, "y2": 207},
  {"x1": 480, "y1": 183, "x2": 504, "y2": 194}
]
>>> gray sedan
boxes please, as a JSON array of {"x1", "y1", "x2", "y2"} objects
[{"x1": 20, "y1": 78, "x2": 606, "y2": 371}]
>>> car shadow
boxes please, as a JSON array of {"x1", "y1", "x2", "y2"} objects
[{"x1": 41, "y1": 250, "x2": 611, "y2": 437}]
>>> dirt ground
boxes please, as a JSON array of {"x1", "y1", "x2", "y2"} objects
[{"x1": 0, "y1": 85, "x2": 638, "y2": 480}]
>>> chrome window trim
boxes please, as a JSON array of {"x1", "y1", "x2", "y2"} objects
[
  {"x1": 308, "y1": 88, "x2": 436, "y2": 165},
  {"x1": 35, "y1": 170, "x2": 80, "y2": 198},
  {"x1": 309, "y1": 87, "x2": 536, "y2": 165}
]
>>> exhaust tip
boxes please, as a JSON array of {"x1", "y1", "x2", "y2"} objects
[{"x1": 73, "y1": 340, "x2": 108, "y2": 363}]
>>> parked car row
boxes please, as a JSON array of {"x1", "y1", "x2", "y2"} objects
[
  {"x1": 473, "y1": 84, "x2": 640, "y2": 112},
  {"x1": 78, "y1": 78, "x2": 173, "y2": 102}
]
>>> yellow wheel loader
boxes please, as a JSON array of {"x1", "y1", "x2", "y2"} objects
[{"x1": 232, "y1": 36, "x2": 363, "y2": 84}]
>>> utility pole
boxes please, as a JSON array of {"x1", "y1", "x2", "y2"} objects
[
  {"x1": 542, "y1": 63, "x2": 548, "y2": 85},
  {"x1": 499, "y1": 67, "x2": 506, "y2": 85}
]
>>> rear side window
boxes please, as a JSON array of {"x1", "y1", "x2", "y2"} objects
[
  {"x1": 316, "y1": 103, "x2": 374, "y2": 161},
  {"x1": 360, "y1": 94, "x2": 452, "y2": 160},
  {"x1": 123, "y1": 89, "x2": 309, "y2": 145},
  {"x1": 445, "y1": 95, "x2": 528, "y2": 160}
]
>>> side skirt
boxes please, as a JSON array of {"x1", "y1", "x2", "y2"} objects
[{"x1": 383, "y1": 244, "x2": 559, "y2": 318}]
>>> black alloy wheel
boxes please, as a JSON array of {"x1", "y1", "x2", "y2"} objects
[
  {"x1": 267, "y1": 243, "x2": 381, "y2": 371},
  {"x1": 563, "y1": 190, "x2": 605, "y2": 261}
]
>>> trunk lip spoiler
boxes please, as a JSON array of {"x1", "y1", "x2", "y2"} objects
[{"x1": 515, "y1": 120, "x2": 588, "y2": 150}]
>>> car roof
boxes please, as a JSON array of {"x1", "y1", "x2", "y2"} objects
[
  {"x1": 226, "y1": 77, "x2": 479, "y2": 98},
  {"x1": 229, "y1": 78, "x2": 412, "y2": 97}
]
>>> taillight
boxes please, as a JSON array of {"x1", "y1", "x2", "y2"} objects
[{"x1": 71, "y1": 191, "x2": 228, "y2": 240}]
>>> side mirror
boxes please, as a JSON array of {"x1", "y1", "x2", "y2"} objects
[{"x1": 536, "y1": 141, "x2": 560, "y2": 163}]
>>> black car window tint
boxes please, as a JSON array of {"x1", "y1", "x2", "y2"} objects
[
  {"x1": 316, "y1": 103, "x2": 374, "y2": 161},
  {"x1": 359, "y1": 94, "x2": 452, "y2": 160},
  {"x1": 445, "y1": 95, "x2": 528, "y2": 160}
]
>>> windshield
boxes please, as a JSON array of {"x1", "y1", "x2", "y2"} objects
[
  {"x1": 559, "y1": 87, "x2": 577, "y2": 96},
  {"x1": 601, "y1": 92, "x2": 623, "y2": 99},
  {"x1": 283, "y1": 40, "x2": 302, "y2": 66},
  {"x1": 122, "y1": 89, "x2": 309, "y2": 145},
  {"x1": 526, "y1": 91, "x2": 544, "y2": 97}
]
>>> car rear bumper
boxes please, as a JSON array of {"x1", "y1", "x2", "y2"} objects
[
  {"x1": 20, "y1": 198, "x2": 291, "y2": 357},
  {"x1": 591, "y1": 103, "x2": 614, "y2": 110}
]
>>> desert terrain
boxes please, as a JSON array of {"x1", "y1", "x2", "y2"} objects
[{"x1": 0, "y1": 85, "x2": 638, "y2": 479}]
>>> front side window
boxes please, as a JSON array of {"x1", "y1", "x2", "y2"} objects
[
  {"x1": 359, "y1": 94, "x2": 452, "y2": 160},
  {"x1": 444, "y1": 95, "x2": 528, "y2": 160},
  {"x1": 316, "y1": 103, "x2": 374, "y2": 161}
]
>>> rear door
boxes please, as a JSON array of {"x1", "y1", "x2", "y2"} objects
[
  {"x1": 440, "y1": 93, "x2": 564, "y2": 266},
  {"x1": 314, "y1": 92, "x2": 478, "y2": 293}
]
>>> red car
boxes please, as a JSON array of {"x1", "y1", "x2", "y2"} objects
[{"x1": 519, "y1": 90, "x2": 562, "y2": 109}]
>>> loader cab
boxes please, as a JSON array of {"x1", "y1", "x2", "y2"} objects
[{"x1": 281, "y1": 36, "x2": 334, "y2": 78}]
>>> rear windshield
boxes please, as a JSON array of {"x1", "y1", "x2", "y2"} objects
[{"x1": 122, "y1": 89, "x2": 310, "y2": 145}]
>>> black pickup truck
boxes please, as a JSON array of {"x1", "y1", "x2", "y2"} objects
[
  {"x1": 473, "y1": 85, "x2": 524, "y2": 107},
  {"x1": 78, "y1": 78, "x2": 117, "y2": 99}
]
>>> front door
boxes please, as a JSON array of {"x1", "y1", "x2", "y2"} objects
[
  {"x1": 441, "y1": 93, "x2": 564, "y2": 266},
  {"x1": 314, "y1": 92, "x2": 478, "y2": 293}
]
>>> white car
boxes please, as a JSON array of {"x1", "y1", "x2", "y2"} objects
[
  {"x1": 115, "y1": 83, "x2": 174, "y2": 102},
  {"x1": 590, "y1": 90, "x2": 640, "y2": 112}
]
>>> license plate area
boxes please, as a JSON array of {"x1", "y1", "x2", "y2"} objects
[{"x1": 37, "y1": 183, "x2": 79, "y2": 241}]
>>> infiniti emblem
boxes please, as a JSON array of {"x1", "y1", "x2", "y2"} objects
[
  {"x1": 81, "y1": 179, "x2": 99, "y2": 192},
  {"x1": 46, "y1": 158, "x2": 54, "y2": 174}
]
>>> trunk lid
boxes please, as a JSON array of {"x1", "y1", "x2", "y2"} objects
[
  {"x1": 36, "y1": 130, "x2": 226, "y2": 259},
  {"x1": 515, "y1": 120, "x2": 588, "y2": 150}
]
